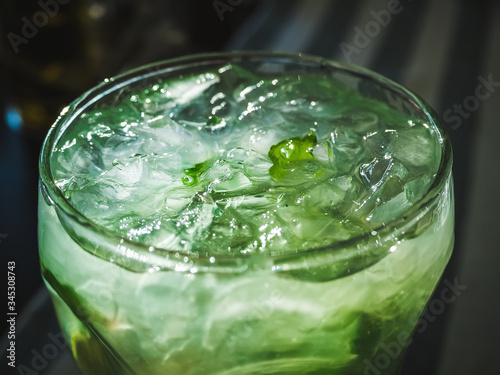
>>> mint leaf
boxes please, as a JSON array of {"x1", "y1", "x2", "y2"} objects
[
  {"x1": 268, "y1": 131, "x2": 318, "y2": 179},
  {"x1": 207, "y1": 115, "x2": 223, "y2": 126},
  {"x1": 182, "y1": 159, "x2": 214, "y2": 186}
]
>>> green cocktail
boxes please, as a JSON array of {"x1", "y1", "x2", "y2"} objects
[{"x1": 38, "y1": 52, "x2": 454, "y2": 375}]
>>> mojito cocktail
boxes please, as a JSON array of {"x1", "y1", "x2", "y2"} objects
[{"x1": 38, "y1": 52, "x2": 454, "y2": 375}]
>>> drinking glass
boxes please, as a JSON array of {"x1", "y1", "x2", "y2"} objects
[{"x1": 38, "y1": 52, "x2": 454, "y2": 375}]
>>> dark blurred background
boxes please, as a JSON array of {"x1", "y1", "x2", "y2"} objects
[{"x1": 1, "y1": 0, "x2": 499, "y2": 374}]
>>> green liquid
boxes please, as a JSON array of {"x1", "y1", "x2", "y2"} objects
[{"x1": 39, "y1": 61, "x2": 454, "y2": 375}]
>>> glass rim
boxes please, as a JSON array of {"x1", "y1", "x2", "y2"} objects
[{"x1": 39, "y1": 51, "x2": 453, "y2": 271}]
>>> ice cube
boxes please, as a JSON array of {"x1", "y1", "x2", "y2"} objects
[
  {"x1": 266, "y1": 97, "x2": 320, "y2": 130},
  {"x1": 129, "y1": 73, "x2": 220, "y2": 119},
  {"x1": 312, "y1": 142, "x2": 329, "y2": 162},
  {"x1": 201, "y1": 207, "x2": 258, "y2": 254},
  {"x1": 273, "y1": 205, "x2": 352, "y2": 249},
  {"x1": 387, "y1": 125, "x2": 438, "y2": 170},
  {"x1": 369, "y1": 191, "x2": 413, "y2": 226},
  {"x1": 239, "y1": 117, "x2": 296, "y2": 157},
  {"x1": 227, "y1": 149, "x2": 273, "y2": 185},
  {"x1": 205, "y1": 160, "x2": 252, "y2": 195},
  {"x1": 363, "y1": 130, "x2": 389, "y2": 158},
  {"x1": 65, "y1": 179, "x2": 126, "y2": 222},
  {"x1": 329, "y1": 127, "x2": 369, "y2": 175},
  {"x1": 162, "y1": 194, "x2": 217, "y2": 249},
  {"x1": 181, "y1": 155, "x2": 260, "y2": 198},
  {"x1": 52, "y1": 138, "x2": 104, "y2": 179},
  {"x1": 138, "y1": 120, "x2": 216, "y2": 166},
  {"x1": 359, "y1": 156, "x2": 393, "y2": 191},
  {"x1": 103, "y1": 153, "x2": 149, "y2": 186},
  {"x1": 99, "y1": 133, "x2": 143, "y2": 167},
  {"x1": 349, "y1": 158, "x2": 410, "y2": 224},
  {"x1": 297, "y1": 177, "x2": 352, "y2": 211},
  {"x1": 404, "y1": 174, "x2": 432, "y2": 204}
]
